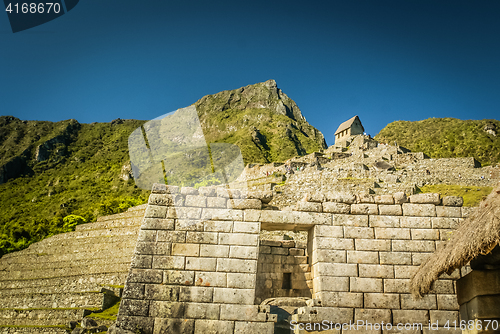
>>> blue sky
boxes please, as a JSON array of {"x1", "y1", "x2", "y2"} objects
[{"x1": 1, "y1": 0, "x2": 499, "y2": 146}]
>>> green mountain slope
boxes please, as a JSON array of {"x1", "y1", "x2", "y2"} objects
[
  {"x1": 375, "y1": 118, "x2": 500, "y2": 165},
  {"x1": 0, "y1": 116, "x2": 150, "y2": 256}
]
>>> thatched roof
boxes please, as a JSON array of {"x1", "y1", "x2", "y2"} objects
[
  {"x1": 410, "y1": 182, "x2": 500, "y2": 298},
  {"x1": 334, "y1": 115, "x2": 363, "y2": 135}
]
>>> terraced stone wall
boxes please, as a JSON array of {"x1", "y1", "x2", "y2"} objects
[{"x1": 117, "y1": 185, "x2": 472, "y2": 334}]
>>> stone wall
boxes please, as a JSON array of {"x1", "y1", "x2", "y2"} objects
[{"x1": 116, "y1": 185, "x2": 472, "y2": 334}]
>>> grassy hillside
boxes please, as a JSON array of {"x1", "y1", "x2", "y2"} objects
[
  {"x1": 0, "y1": 117, "x2": 150, "y2": 256},
  {"x1": 375, "y1": 118, "x2": 500, "y2": 166}
]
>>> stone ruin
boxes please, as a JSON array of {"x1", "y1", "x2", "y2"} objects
[{"x1": 111, "y1": 184, "x2": 472, "y2": 334}]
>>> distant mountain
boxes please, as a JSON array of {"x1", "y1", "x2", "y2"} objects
[
  {"x1": 0, "y1": 80, "x2": 326, "y2": 255},
  {"x1": 195, "y1": 79, "x2": 327, "y2": 163},
  {"x1": 375, "y1": 118, "x2": 500, "y2": 165}
]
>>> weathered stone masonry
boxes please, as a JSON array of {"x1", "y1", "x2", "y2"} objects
[{"x1": 117, "y1": 185, "x2": 471, "y2": 334}]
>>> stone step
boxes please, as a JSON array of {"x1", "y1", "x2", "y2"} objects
[
  {"x1": 0, "y1": 262, "x2": 131, "y2": 281},
  {"x1": 0, "y1": 273, "x2": 127, "y2": 292},
  {"x1": 32, "y1": 225, "x2": 140, "y2": 244},
  {"x1": 4, "y1": 233, "x2": 139, "y2": 259},
  {"x1": 1, "y1": 247, "x2": 135, "y2": 270},
  {"x1": 0, "y1": 308, "x2": 84, "y2": 327},
  {"x1": 1, "y1": 291, "x2": 103, "y2": 309},
  {"x1": 0, "y1": 255, "x2": 134, "y2": 275},
  {"x1": 75, "y1": 216, "x2": 143, "y2": 232},
  {"x1": 0, "y1": 326, "x2": 68, "y2": 334}
]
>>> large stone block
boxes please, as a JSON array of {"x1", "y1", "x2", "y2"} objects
[
  {"x1": 175, "y1": 219, "x2": 204, "y2": 231},
  {"x1": 194, "y1": 272, "x2": 227, "y2": 287},
  {"x1": 207, "y1": 197, "x2": 227, "y2": 208},
  {"x1": 392, "y1": 240, "x2": 435, "y2": 252},
  {"x1": 200, "y1": 244, "x2": 229, "y2": 258},
  {"x1": 185, "y1": 195, "x2": 207, "y2": 207},
  {"x1": 136, "y1": 242, "x2": 171, "y2": 256},
  {"x1": 194, "y1": 320, "x2": 234, "y2": 333},
  {"x1": 429, "y1": 310, "x2": 458, "y2": 324},
  {"x1": 402, "y1": 203, "x2": 436, "y2": 217},
  {"x1": 332, "y1": 214, "x2": 369, "y2": 227},
  {"x1": 325, "y1": 192, "x2": 357, "y2": 204},
  {"x1": 347, "y1": 250, "x2": 379, "y2": 264},
  {"x1": 401, "y1": 294, "x2": 437, "y2": 310},
  {"x1": 186, "y1": 231, "x2": 218, "y2": 244},
  {"x1": 355, "y1": 308, "x2": 391, "y2": 323},
  {"x1": 394, "y1": 265, "x2": 419, "y2": 279},
  {"x1": 144, "y1": 205, "x2": 168, "y2": 219},
  {"x1": 117, "y1": 315, "x2": 154, "y2": 334},
  {"x1": 410, "y1": 228, "x2": 440, "y2": 240},
  {"x1": 314, "y1": 237, "x2": 354, "y2": 250},
  {"x1": 213, "y1": 287, "x2": 255, "y2": 304},
  {"x1": 165, "y1": 270, "x2": 195, "y2": 286},
  {"x1": 379, "y1": 252, "x2": 412, "y2": 265},
  {"x1": 317, "y1": 291, "x2": 363, "y2": 308},
  {"x1": 313, "y1": 225, "x2": 344, "y2": 238},
  {"x1": 184, "y1": 303, "x2": 220, "y2": 320},
  {"x1": 349, "y1": 277, "x2": 383, "y2": 293},
  {"x1": 234, "y1": 321, "x2": 274, "y2": 334},
  {"x1": 202, "y1": 208, "x2": 243, "y2": 221},
  {"x1": 313, "y1": 276, "x2": 349, "y2": 292},
  {"x1": 232, "y1": 199, "x2": 262, "y2": 210},
  {"x1": 358, "y1": 264, "x2": 394, "y2": 279},
  {"x1": 378, "y1": 205, "x2": 402, "y2": 216},
  {"x1": 233, "y1": 221, "x2": 260, "y2": 234},
  {"x1": 313, "y1": 262, "x2": 357, "y2": 277},
  {"x1": 312, "y1": 249, "x2": 346, "y2": 264},
  {"x1": 364, "y1": 293, "x2": 400, "y2": 309},
  {"x1": 179, "y1": 286, "x2": 214, "y2": 302},
  {"x1": 219, "y1": 233, "x2": 258, "y2": 246},
  {"x1": 436, "y1": 294, "x2": 459, "y2": 310},
  {"x1": 369, "y1": 215, "x2": 400, "y2": 228},
  {"x1": 296, "y1": 201, "x2": 323, "y2": 212},
  {"x1": 153, "y1": 318, "x2": 195, "y2": 334},
  {"x1": 149, "y1": 301, "x2": 185, "y2": 318},
  {"x1": 351, "y1": 204, "x2": 378, "y2": 215},
  {"x1": 436, "y1": 206, "x2": 461, "y2": 218},
  {"x1": 198, "y1": 186, "x2": 217, "y2": 197},
  {"x1": 120, "y1": 299, "x2": 150, "y2": 317},
  {"x1": 394, "y1": 192, "x2": 408, "y2": 204},
  {"x1": 374, "y1": 227, "x2": 410, "y2": 239},
  {"x1": 400, "y1": 217, "x2": 431, "y2": 228},
  {"x1": 410, "y1": 193, "x2": 441, "y2": 205},
  {"x1": 203, "y1": 220, "x2": 232, "y2": 232},
  {"x1": 227, "y1": 273, "x2": 256, "y2": 289},
  {"x1": 442, "y1": 196, "x2": 463, "y2": 207},
  {"x1": 229, "y1": 246, "x2": 258, "y2": 259},
  {"x1": 168, "y1": 207, "x2": 202, "y2": 219},
  {"x1": 393, "y1": 309, "x2": 429, "y2": 325},
  {"x1": 157, "y1": 231, "x2": 186, "y2": 243},
  {"x1": 383, "y1": 278, "x2": 410, "y2": 293},
  {"x1": 171, "y1": 243, "x2": 200, "y2": 257},
  {"x1": 375, "y1": 194, "x2": 395, "y2": 205},
  {"x1": 431, "y1": 217, "x2": 459, "y2": 229},
  {"x1": 128, "y1": 269, "x2": 163, "y2": 284},
  {"x1": 185, "y1": 257, "x2": 216, "y2": 271},
  {"x1": 219, "y1": 304, "x2": 268, "y2": 321},
  {"x1": 322, "y1": 202, "x2": 351, "y2": 214},
  {"x1": 355, "y1": 239, "x2": 391, "y2": 251},
  {"x1": 217, "y1": 258, "x2": 257, "y2": 273},
  {"x1": 144, "y1": 284, "x2": 180, "y2": 301},
  {"x1": 142, "y1": 218, "x2": 175, "y2": 230},
  {"x1": 344, "y1": 227, "x2": 374, "y2": 239},
  {"x1": 152, "y1": 255, "x2": 185, "y2": 270}
]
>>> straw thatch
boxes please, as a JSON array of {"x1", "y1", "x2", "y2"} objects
[{"x1": 410, "y1": 182, "x2": 500, "y2": 298}]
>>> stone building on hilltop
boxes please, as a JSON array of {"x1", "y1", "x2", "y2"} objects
[{"x1": 334, "y1": 115, "x2": 364, "y2": 145}]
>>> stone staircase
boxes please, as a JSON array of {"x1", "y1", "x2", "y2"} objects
[{"x1": 0, "y1": 204, "x2": 147, "y2": 333}]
